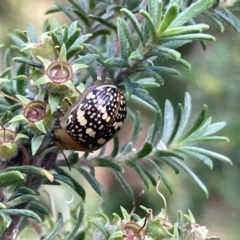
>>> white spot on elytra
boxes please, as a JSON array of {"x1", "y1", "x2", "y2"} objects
[
  {"x1": 86, "y1": 128, "x2": 96, "y2": 137},
  {"x1": 79, "y1": 117, "x2": 87, "y2": 126},
  {"x1": 106, "y1": 116, "x2": 111, "y2": 122},
  {"x1": 101, "y1": 107, "x2": 106, "y2": 113},
  {"x1": 86, "y1": 92, "x2": 94, "y2": 99},
  {"x1": 102, "y1": 112, "x2": 108, "y2": 120},
  {"x1": 97, "y1": 138, "x2": 106, "y2": 144},
  {"x1": 77, "y1": 110, "x2": 84, "y2": 119}
]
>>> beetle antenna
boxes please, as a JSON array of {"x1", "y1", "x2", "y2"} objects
[{"x1": 62, "y1": 150, "x2": 71, "y2": 171}]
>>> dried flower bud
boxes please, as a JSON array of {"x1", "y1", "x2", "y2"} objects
[{"x1": 0, "y1": 126, "x2": 18, "y2": 161}]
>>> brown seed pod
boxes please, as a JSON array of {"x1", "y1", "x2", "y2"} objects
[{"x1": 54, "y1": 83, "x2": 127, "y2": 151}]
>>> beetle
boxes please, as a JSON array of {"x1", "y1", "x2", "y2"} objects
[{"x1": 54, "y1": 83, "x2": 127, "y2": 151}]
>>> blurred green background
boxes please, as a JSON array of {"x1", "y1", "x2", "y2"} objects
[{"x1": 1, "y1": 1, "x2": 239, "y2": 239}]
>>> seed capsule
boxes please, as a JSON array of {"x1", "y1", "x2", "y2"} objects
[{"x1": 54, "y1": 83, "x2": 127, "y2": 151}]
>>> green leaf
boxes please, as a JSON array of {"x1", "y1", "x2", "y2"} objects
[
  {"x1": 124, "y1": 77, "x2": 135, "y2": 98},
  {"x1": 120, "y1": 206, "x2": 130, "y2": 222},
  {"x1": 108, "y1": 231, "x2": 123, "y2": 239},
  {"x1": 27, "y1": 25, "x2": 38, "y2": 42},
  {"x1": 150, "y1": 0, "x2": 164, "y2": 28},
  {"x1": 203, "y1": 12, "x2": 224, "y2": 32},
  {"x1": 28, "y1": 202, "x2": 49, "y2": 215},
  {"x1": 78, "y1": 167, "x2": 104, "y2": 197},
  {"x1": 182, "y1": 146, "x2": 232, "y2": 165},
  {"x1": 113, "y1": 171, "x2": 135, "y2": 202},
  {"x1": 117, "y1": 18, "x2": 129, "y2": 61},
  {"x1": 156, "y1": 148, "x2": 184, "y2": 159},
  {"x1": 72, "y1": 9, "x2": 89, "y2": 26},
  {"x1": 223, "y1": 9, "x2": 240, "y2": 32},
  {"x1": 67, "y1": 204, "x2": 85, "y2": 240},
  {"x1": 50, "y1": 31, "x2": 62, "y2": 46},
  {"x1": 68, "y1": 152, "x2": 79, "y2": 165},
  {"x1": 55, "y1": 168, "x2": 86, "y2": 200},
  {"x1": 174, "y1": 92, "x2": 192, "y2": 140},
  {"x1": 35, "y1": 120, "x2": 46, "y2": 134},
  {"x1": 187, "y1": 117, "x2": 221, "y2": 140},
  {"x1": 13, "y1": 57, "x2": 42, "y2": 68},
  {"x1": 162, "y1": 24, "x2": 209, "y2": 38},
  {"x1": 6, "y1": 166, "x2": 54, "y2": 183},
  {"x1": 132, "y1": 88, "x2": 160, "y2": 111},
  {"x1": 45, "y1": 213, "x2": 64, "y2": 240},
  {"x1": 136, "y1": 142, "x2": 153, "y2": 158},
  {"x1": 0, "y1": 111, "x2": 14, "y2": 125},
  {"x1": 120, "y1": 142, "x2": 134, "y2": 154},
  {"x1": 106, "y1": 35, "x2": 115, "y2": 58},
  {"x1": 166, "y1": 104, "x2": 182, "y2": 144},
  {"x1": 147, "y1": 158, "x2": 173, "y2": 193},
  {"x1": 104, "y1": 58, "x2": 129, "y2": 67},
  {"x1": 162, "y1": 33, "x2": 215, "y2": 41},
  {"x1": 11, "y1": 75, "x2": 28, "y2": 81},
  {"x1": 171, "y1": 0, "x2": 215, "y2": 27},
  {"x1": 95, "y1": 212, "x2": 109, "y2": 224},
  {"x1": 141, "y1": 167, "x2": 157, "y2": 186},
  {"x1": 53, "y1": 174, "x2": 75, "y2": 188},
  {"x1": 0, "y1": 171, "x2": 26, "y2": 188},
  {"x1": 144, "y1": 66, "x2": 165, "y2": 84},
  {"x1": 161, "y1": 100, "x2": 175, "y2": 144},
  {"x1": 155, "y1": 46, "x2": 181, "y2": 60},
  {"x1": 128, "y1": 50, "x2": 143, "y2": 60},
  {"x1": 149, "y1": 66, "x2": 180, "y2": 75},
  {"x1": 130, "y1": 95, "x2": 156, "y2": 113},
  {"x1": 89, "y1": 15, "x2": 116, "y2": 30},
  {"x1": 0, "y1": 209, "x2": 42, "y2": 222},
  {"x1": 151, "y1": 111, "x2": 161, "y2": 144},
  {"x1": 60, "y1": 44, "x2": 67, "y2": 61},
  {"x1": 180, "y1": 105, "x2": 207, "y2": 140},
  {"x1": 139, "y1": 9, "x2": 157, "y2": 40},
  {"x1": 126, "y1": 160, "x2": 151, "y2": 189},
  {"x1": 117, "y1": 18, "x2": 136, "y2": 51},
  {"x1": 146, "y1": 124, "x2": 154, "y2": 142},
  {"x1": 42, "y1": 19, "x2": 51, "y2": 32},
  {"x1": 32, "y1": 134, "x2": 45, "y2": 156},
  {"x1": 97, "y1": 144, "x2": 106, "y2": 158},
  {"x1": 6, "y1": 194, "x2": 38, "y2": 208},
  {"x1": 176, "y1": 148, "x2": 213, "y2": 169},
  {"x1": 48, "y1": 94, "x2": 60, "y2": 114},
  {"x1": 0, "y1": 68, "x2": 12, "y2": 78},
  {"x1": 0, "y1": 213, "x2": 11, "y2": 235},
  {"x1": 204, "y1": 122, "x2": 226, "y2": 136},
  {"x1": 17, "y1": 186, "x2": 38, "y2": 196},
  {"x1": 160, "y1": 157, "x2": 179, "y2": 174},
  {"x1": 136, "y1": 78, "x2": 160, "y2": 88},
  {"x1": 66, "y1": 28, "x2": 81, "y2": 49},
  {"x1": 4, "y1": 49, "x2": 11, "y2": 70},
  {"x1": 131, "y1": 111, "x2": 142, "y2": 145},
  {"x1": 33, "y1": 76, "x2": 49, "y2": 87},
  {"x1": 67, "y1": 20, "x2": 78, "y2": 36},
  {"x1": 94, "y1": 158, "x2": 124, "y2": 173},
  {"x1": 111, "y1": 135, "x2": 119, "y2": 158},
  {"x1": 69, "y1": 33, "x2": 92, "y2": 50},
  {"x1": 171, "y1": 157, "x2": 209, "y2": 197},
  {"x1": 67, "y1": 46, "x2": 84, "y2": 59},
  {"x1": 45, "y1": 8, "x2": 61, "y2": 15},
  {"x1": 82, "y1": 43, "x2": 105, "y2": 61},
  {"x1": 74, "y1": 54, "x2": 98, "y2": 65},
  {"x1": 158, "y1": 4, "x2": 179, "y2": 33},
  {"x1": 90, "y1": 219, "x2": 110, "y2": 239},
  {"x1": 121, "y1": 8, "x2": 145, "y2": 46}
]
